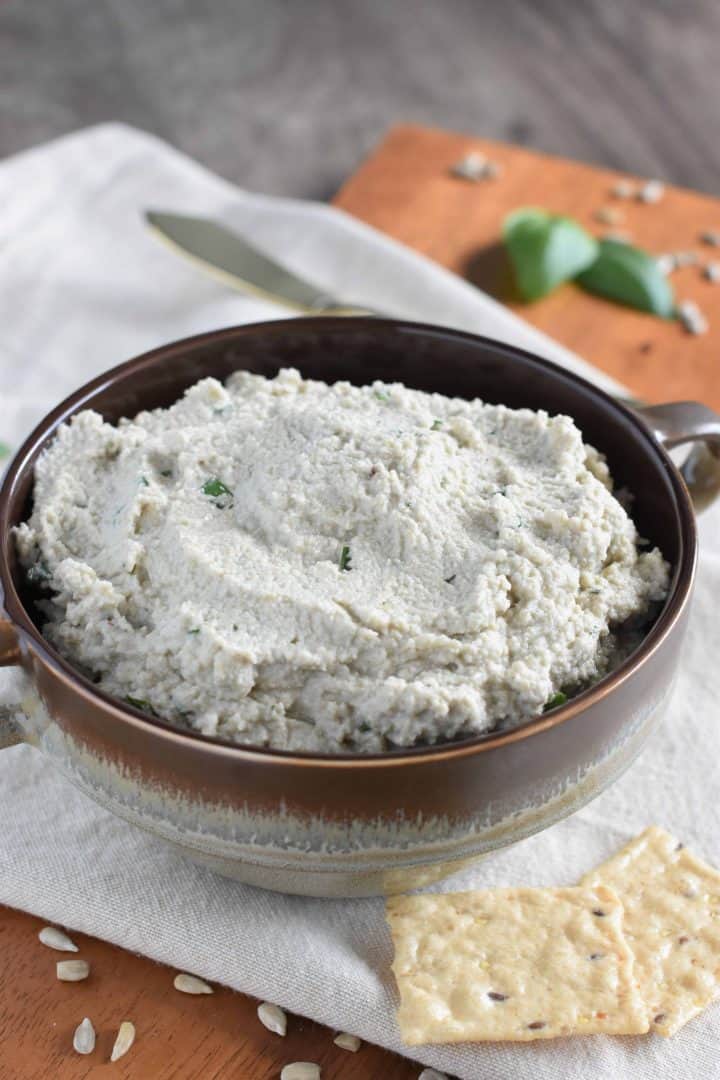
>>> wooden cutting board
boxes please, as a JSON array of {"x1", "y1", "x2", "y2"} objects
[{"x1": 4, "y1": 124, "x2": 719, "y2": 1080}]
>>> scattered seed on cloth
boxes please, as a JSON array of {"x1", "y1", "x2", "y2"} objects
[
  {"x1": 257, "y1": 1001, "x2": 287, "y2": 1036},
  {"x1": 110, "y1": 1021, "x2": 136, "y2": 1062},
  {"x1": 173, "y1": 972, "x2": 213, "y2": 995},
  {"x1": 333, "y1": 1032, "x2": 361, "y2": 1051},
  {"x1": 39, "y1": 926, "x2": 78, "y2": 952},
  {"x1": 57, "y1": 960, "x2": 89, "y2": 982},
  {"x1": 638, "y1": 179, "x2": 665, "y2": 204},
  {"x1": 450, "y1": 151, "x2": 486, "y2": 181},
  {"x1": 280, "y1": 1064, "x2": 321, "y2": 1080},
  {"x1": 703, "y1": 262, "x2": 720, "y2": 283},
  {"x1": 73, "y1": 1017, "x2": 95, "y2": 1055},
  {"x1": 700, "y1": 230, "x2": 720, "y2": 246}
]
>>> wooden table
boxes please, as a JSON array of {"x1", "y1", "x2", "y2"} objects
[{"x1": 3, "y1": 124, "x2": 719, "y2": 1079}]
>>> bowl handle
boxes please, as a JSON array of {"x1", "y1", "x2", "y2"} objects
[
  {"x1": 632, "y1": 402, "x2": 720, "y2": 513},
  {"x1": 0, "y1": 618, "x2": 25, "y2": 748}
]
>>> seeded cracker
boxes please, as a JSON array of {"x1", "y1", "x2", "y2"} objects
[
  {"x1": 386, "y1": 885, "x2": 647, "y2": 1043},
  {"x1": 581, "y1": 826, "x2": 720, "y2": 1036}
]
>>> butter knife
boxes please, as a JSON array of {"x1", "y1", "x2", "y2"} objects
[{"x1": 145, "y1": 210, "x2": 378, "y2": 316}]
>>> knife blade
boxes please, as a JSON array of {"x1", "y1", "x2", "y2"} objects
[{"x1": 145, "y1": 210, "x2": 376, "y2": 315}]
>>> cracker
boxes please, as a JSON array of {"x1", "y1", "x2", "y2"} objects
[
  {"x1": 386, "y1": 885, "x2": 648, "y2": 1044},
  {"x1": 581, "y1": 825, "x2": 720, "y2": 1036}
]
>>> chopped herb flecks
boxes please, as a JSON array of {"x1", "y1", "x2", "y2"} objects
[
  {"x1": 139, "y1": 476, "x2": 149, "y2": 487},
  {"x1": 544, "y1": 691, "x2": 568, "y2": 712},
  {"x1": 444, "y1": 574, "x2": 456, "y2": 584},
  {"x1": 160, "y1": 469, "x2": 173, "y2": 478},
  {"x1": 26, "y1": 561, "x2": 52, "y2": 586},
  {"x1": 202, "y1": 478, "x2": 233, "y2": 498},
  {"x1": 374, "y1": 390, "x2": 390, "y2": 403},
  {"x1": 339, "y1": 544, "x2": 352, "y2": 572},
  {"x1": 431, "y1": 419, "x2": 443, "y2": 430},
  {"x1": 125, "y1": 696, "x2": 159, "y2": 717},
  {"x1": 188, "y1": 628, "x2": 200, "y2": 635}
]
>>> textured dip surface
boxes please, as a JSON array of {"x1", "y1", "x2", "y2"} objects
[{"x1": 15, "y1": 368, "x2": 669, "y2": 752}]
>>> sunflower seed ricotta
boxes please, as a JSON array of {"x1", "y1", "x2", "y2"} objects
[{"x1": 15, "y1": 368, "x2": 669, "y2": 753}]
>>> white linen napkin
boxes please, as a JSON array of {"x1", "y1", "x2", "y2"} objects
[{"x1": 1, "y1": 124, "x2": 719, "y2": 1080}]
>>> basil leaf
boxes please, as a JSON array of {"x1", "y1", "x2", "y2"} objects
[
  {"x1": 577, "y1": 239, "x2": 675, "y2": 317},
  {"x1": 503, "y1": 208, "x2": 598, "y2": 301},
  {"x1": 202, "y1": 478, "x2": 233, "y2": 498}
]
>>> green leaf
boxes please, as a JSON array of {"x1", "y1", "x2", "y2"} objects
[
  {"x1": 543, "y1": 691, "x2": 568, "y2": 712},
  {"x1": 503, "y1": 208, "x2": 598, "y2": 301},
  {"x1": 339, "y1": 544, "x2": 352, "y2": 572},
  {"x1": 124, "y1": 695, "x2": 159, "y2": 717},
  {"x1": 577, "y1": 239, "x2": 675, "y2": 316},
  {"x1": 202, "y1": 478, "x2": 233, "y2": 498}
]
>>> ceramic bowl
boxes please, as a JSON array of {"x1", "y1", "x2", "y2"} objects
[{"x1": 2, "y1": 318, "x2": 719, "y2": 897}]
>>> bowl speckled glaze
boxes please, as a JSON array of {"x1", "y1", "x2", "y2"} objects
[{"x1": 2, "y1": 319, "x2": 720, "y2": 897}]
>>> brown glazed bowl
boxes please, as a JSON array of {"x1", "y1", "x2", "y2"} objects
[{"x1": 2, "y1": 318, "x2": 720, "y2": 898}]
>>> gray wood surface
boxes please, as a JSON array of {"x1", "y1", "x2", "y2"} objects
[{"x1": 1, "y1": 0, "x2": 719, "y2": 198}]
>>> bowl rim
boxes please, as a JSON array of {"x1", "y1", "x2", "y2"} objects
[{"x1": 0, "y1": 317, "x2": 697, "y2": 768}]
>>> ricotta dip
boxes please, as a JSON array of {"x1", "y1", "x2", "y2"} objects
[{"x1": 16, "y1": 368, "x2": 670, "y2": 753}]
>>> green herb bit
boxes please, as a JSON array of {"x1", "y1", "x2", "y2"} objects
[
  {"x1": 26, "y1": 561, "x2": 51, "y2": 586},
  {"x1": 125, "y1": 695, "x2": 159, "y2": 717},
  {"x1": 544, "y1": 691, "x2": 568, "y2": 712},
  {"x1": 160, "y1": 469, "x2": 173, "y2": 478},
  {"x1": 431, "y1": 419, "x2": 443, "y2": 430},
  {"x1": 339, "y1": 544, "x2": 352, "y2": 572},
  {"x1": 202, "y1": 478, "x2": 233, "y2": 498},
  {"x1": 374, "y1": 389, "x2": 390, "y2": 403},
  {"x1": 188, "y1": 628, "x2": 200, "y2": 635},
  {"x1": 139, "y1": 475, "x2": 149, "y2": 487},
  {"x1": 444, "y1": 573, "x2": 456, "y2": 584}
]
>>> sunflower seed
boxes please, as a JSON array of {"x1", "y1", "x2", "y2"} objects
[
  {"x1": 703, "y1": 262, "x2": 720, "y2": 283},
  {"x1": 700, "y1": 230, "x2": 720, "y2": 247},
  {"x1": 450, "y1": 151, "x2": 486, "y2": 181},
  {"x1": 677, "y1": 299, "x2": 709, "y2": 335},
  {"x1": 57, "y1": 959, "x2": 89, "y2": 982},
  {"x1": 173, "y1": 972, "x2": 214, "y2": 995},
  {"x1": 595, "y1": 206, "x2": 622, "y2": 225},
  {"x1": 39, "y1": 926, "x2": 79, "y2": 952},
  {"x1": 638, "y1": 179, "x2": 665, "y2": 204},
  {"x1": 419, "y1": 1070, "x2": 449, "y2": 1080},
  {"x1": 73, "y1": 1017, "x2": 95, "y2": 1055},
  {"x1": 110, "y1": 1021, "x2": 136, "y2": 1062},
  {"x1": 280, "y1": 1064, "x2": 321, "y2": 1080},
  {"x1": 611, "y1": 179, "x2": 635, "y2": 198},
  {"x1": 257, "y1": 1001, "x2": 287, "y2": 1036},
  {"x1": 333, "y1": 1032, "x2": 361, "y2": 1052},
  {"x1": 656, "y1": 254, "x2": 677, "y2": 276}
]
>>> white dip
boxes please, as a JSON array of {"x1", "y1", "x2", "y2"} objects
[{"x1": 16, "y1": 368, "x2": 670, "y2": 753}]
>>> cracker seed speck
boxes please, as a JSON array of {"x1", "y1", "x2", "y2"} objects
[
  {"x1": 57, "y1": 959, "x2": 89, "y2": 982},
  {"x1": 73, "y1": 1017, "x2": 96, "y2": 1055},
  {"x1": 110, "y1": 1021, "x2": 136, "y2": 1062},
  {"x1": 280, "y1": 1064, "x2": 321, "y2": 1080},
  {"x1": 39, "y1": 926, "x2": 78, "y2": 952},
  {"x1": 257, "y1": 1001, "x2": 287, "y2": 1036},
  {"x1": 173, "y1": 972, "x2": 214, "y2": 995},
  {"x1": 333, "y1": 1032, "x2": 361, "y2": 1051},
  {"x1": 639, "y1": 179, "x2": 665, "y2": 204}
]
